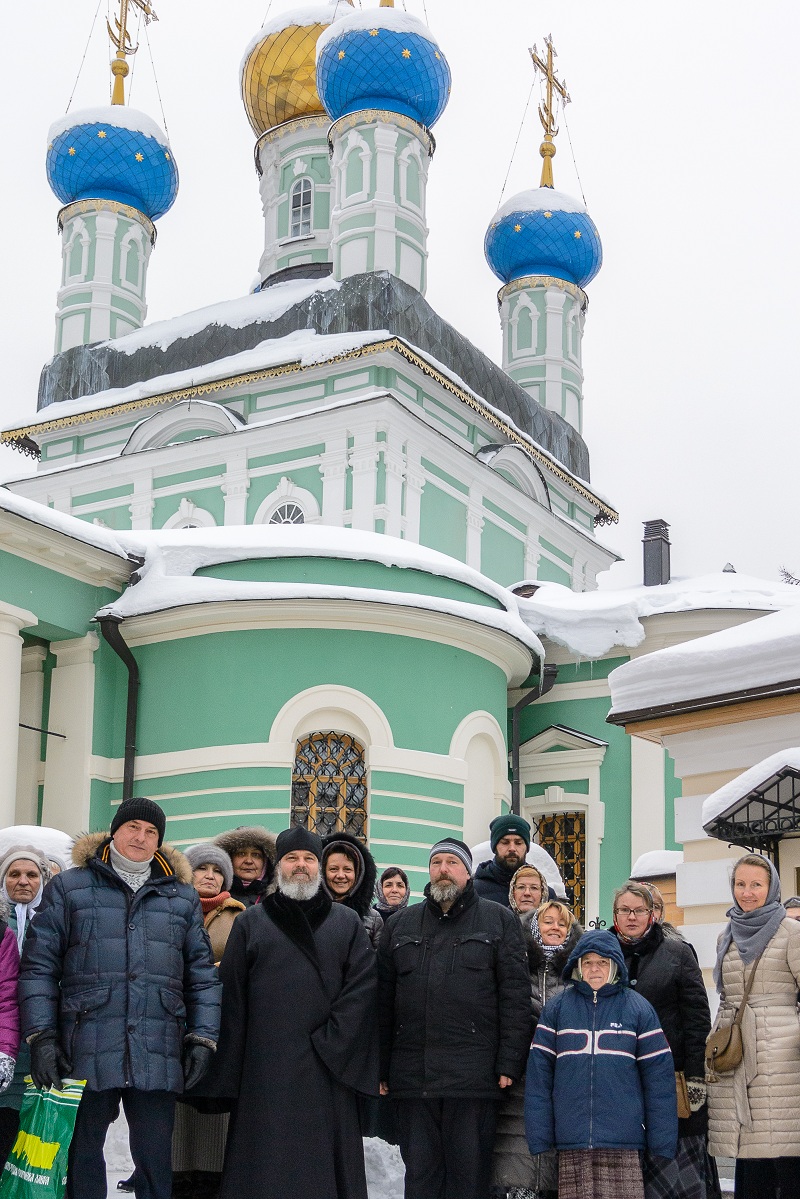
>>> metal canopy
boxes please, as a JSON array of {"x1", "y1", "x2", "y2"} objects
[{"x1": 705, "y1": 766, "x2": 800, "y2": 860}]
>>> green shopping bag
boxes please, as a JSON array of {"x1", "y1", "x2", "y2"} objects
[{"x1": 0, "y1": 1079, "x2": 86, "y2": 1199}]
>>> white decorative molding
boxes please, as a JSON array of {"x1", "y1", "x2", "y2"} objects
[
  {"x1": 269, "y1": 684, "x2": 394, "y2": 750},
  {"x1": 122, "y1": 401, "x2": 244, "y2": 457},
  {"x1": 253, "y1": 476, "x2": 321, "y2": 525},
  {"x1": 450, "y1": 710, "x2": 511, "y2": 845},
  {"x1": 162, "y1": 498, "x2": 217, "y2": 530}
]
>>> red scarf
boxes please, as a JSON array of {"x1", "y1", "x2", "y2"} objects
[{"x1": 200, "y1": 891, "x2": 230, "y2": 915}]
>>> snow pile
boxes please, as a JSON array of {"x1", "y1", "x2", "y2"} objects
[
  {"x1": 608, "y1": 603, "x2": 800, "y2": 716},
  {"x1": 518, "y1": 571, "x2": 800, "y2": 659},
  {"x1": 317, "y1": 7, "x2": 438, "y2": 57},
  {"x1": 701, "y1": 749, "x2": 800, "y2": 828},
  {"x1": 49, "y1": 107, "x2": 169, "y2": 145},
  {"x1": 9, "y1": 328, "x2": 385, "y2": 430},
  {"x1": 364, "y1": 1139, "x2": 404, "y2": 1198},
  {"x1": 99, "y1": 276, "x2": 341, "y2": 357},
  {"x1": 0, "y1": 826, "x2": 73, "y2": 867},
  {"x1": 469, "y1": 839, "x2": 566, "y2": 898},
  {"x1": 493, "y1": 187, "x2": 588, "y2": 221},
  {"x1": 631, "y1": 849, "x2": 683, "y2": 879},
  {"x1": 0, "y1": 487, "x2": 130, "y2": 558}
]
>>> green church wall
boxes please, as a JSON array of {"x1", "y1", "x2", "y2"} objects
[
  {"x1": 481, "y1": 521, "x2": 525, "y2": 586},
  {"x1": 536, "y1": 557, "x2": 571, "y2": 587},
  {"x1": 419, "y1": 484, "x2": 466, "y2": 561},
  {"x1": 664, "y1": 752, "x2": 680, "y2": 852},
  {"x1": 80, "y1": 506, "x2": 132, "y2": 531},
  {"x1": 0, "y1": 549, "x2": 118, "y2": 641},
  {"x1": 153, "y1": 487, "x2": 225, "y2": 529},
  {"x1": 245, "y1": 466, "x2": 323, "y2": 522}
]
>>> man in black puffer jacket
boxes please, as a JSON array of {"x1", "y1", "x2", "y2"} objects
[
  {"x1": 19, "y1": 798, "x2": 221, "y2": 1199},
  {"x1": 473, "y1": 814, "x2": 532, "y2": 907},
  {"x1": 378, "y1": 838, "x2": 531, "y2": 1199}
]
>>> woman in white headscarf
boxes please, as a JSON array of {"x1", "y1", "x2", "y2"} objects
[{"x1": 707, "y1": 853, "x2": 800, "y2": 1199}]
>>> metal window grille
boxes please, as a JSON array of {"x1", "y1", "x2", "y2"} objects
[
  {"x1": 291, "y1": 731, "x2": 368, "y2": 841},
  {"x1": 530, "y1": 810, "x2": 586, "y2": 924},
  {"x1": 268, "y1": 501, "x2": 305, "y2": 525},
  {"x1": 290, "y1": 178, "x2": 313, "y2": 238}
]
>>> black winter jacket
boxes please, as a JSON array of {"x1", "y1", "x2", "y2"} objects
[
  {"x1": 378, "y1": 882, "x2": 532, "y2": 1098},
  {"x1": 473, "y1": 858, "x2": 516, "y2": 907},
  {"x1": 19, "y1": 833, "x2": 221, "y2": 1093}
]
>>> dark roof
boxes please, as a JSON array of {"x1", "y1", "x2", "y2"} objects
[
  {"x1": 37, "y1": 271, "x2": 590, "y2": 481},
  {"x1": 704, "y1": 764, "x2": 800, "y2": 858}
]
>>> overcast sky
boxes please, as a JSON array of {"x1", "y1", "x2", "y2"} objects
[{"x1": 1, "y1": 1, "x2": 797, "y2": 589}]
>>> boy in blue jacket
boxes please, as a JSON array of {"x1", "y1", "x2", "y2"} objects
[{"x1": 525, "y1": 929, "x2": 677, "y2": 1199}]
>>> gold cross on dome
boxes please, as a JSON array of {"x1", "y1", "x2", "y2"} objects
[
  {"x1": 529, "y1": 35, "x2": 570, "y2": 188},
  {"x1": 107, "y1": 0, "x2": 158, "y2": 105}
]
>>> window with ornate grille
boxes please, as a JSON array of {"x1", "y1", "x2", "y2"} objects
[
  {"x1": 268, "y1": 501, "x2": 305, "y2": 525},
  {"x1": 530, "y1": 811, "x2": 586, "y2": 924},
  {"x1": 290, "y1": 178, "x2": 313, "y2": 238},
  {"x1": 291, "y1": 731, "x2": 368, "y2": 842}
]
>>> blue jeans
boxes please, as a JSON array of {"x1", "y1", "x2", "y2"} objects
[{"x1": 66, "y1": 1089, "x2": 176, "y2": 1199}]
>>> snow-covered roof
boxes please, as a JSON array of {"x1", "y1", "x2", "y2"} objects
[
  {"x1": 631, "y1": 849, "x2": 683, "y2": 879},
  {"x1": 469, "y1": 839, "x2": 566, "y2": 899},
  {"x1": 702, "y1": 749, "x2": 800, "y2": 828},
  {"x1": 0, "y1": 486, "x2": 130, "y2": 559},
  {"x1": 48, "y1": 106, "x2": 169, "y2": 146},
  {"x1": 608, "y1": 602, "x2": 800, "y2": 717},
  {"x1": 517, "y1": 571, "x2": 800, "y2": 660},
  {"x1": 493, "y1": 188, "x2": 587, "y2": 222},
  {"x1": 316, "y1": 7, "x2": 438, "y2": 57},
  {"x1": 97, "y1": 525, "x2": 544, "y2": 664}
]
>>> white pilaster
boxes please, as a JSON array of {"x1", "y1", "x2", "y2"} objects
[
  {"x1": 629, "y1": 736, "x2": 667, "y2": 867},
  {"x1": 0, "y1": 604, "x2": 36, "y2": 827},
  {"x1": 17, "y1": 646, "x2": 47, "y2": 826},
  {"x1": 403, "y1": 454, "x2": 425, "y2": 543},
  {"x1": 383, "y1": 431, "x2": 405, "y2": 538},
  {"x1": 41, "y1": 633, "x2": 99, "y2": 834},
  {"x1": 466, "y1": 497, "x2": 484, "y2": 571},
  {"x1": 320, "y1": 439, "x2": 349, "y2": 525},
  {"x1": 222, "y1": 454, "x2": 250, "y2": 525},
  {"x1": 350, "y1": 431, "x2": 379, "y2": 531},
  {"x1": 129, "y1": 473, "x2": 154, "y2": 531}
]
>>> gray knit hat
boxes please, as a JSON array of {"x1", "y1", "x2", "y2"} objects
[
  {"x1": 183, "y1": 844, "x2": 234, "y2": 892},
  {"x1": 0, "y1": 845, "x2": 51, "y2": 888},
  {"x1": 429, "y1": 838, "x2": 473, "y2": 876}
]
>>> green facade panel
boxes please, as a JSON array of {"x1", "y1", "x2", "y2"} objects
[{"x1": 419, "y1": 484, "x2": 466, "y2": 562}]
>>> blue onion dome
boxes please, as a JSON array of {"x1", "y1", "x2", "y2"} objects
[
  {"x1": 484, "y1": 187, "x2": 602, "y2": 288},
  {"x1": 316, "y1": 7, "x2": 450, "y2": 129},
  {"x1": 46, "y1": 106, "x2": 178, "y2": 221}
]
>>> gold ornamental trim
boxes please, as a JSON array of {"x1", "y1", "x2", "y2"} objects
[
  {"x1": 3, "y1": 338, "x2": 617, "y2": 523},
  {"x1": 328, "y1": 110, "x2": 435, "y2": 158},
  {"x1": 58, "y1": 199, "x2": 156, "y2": 246},
  {"x1": 254, "y1": 114, "x2": 330, "y2": 177},
  {"x1": 498, "y1": 275, "x2": 587, "y2": 309}
]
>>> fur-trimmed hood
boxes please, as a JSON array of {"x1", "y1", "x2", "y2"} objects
[
  {"x1": 321, "y1": 832, "x2": 378, "y2": 920},
  {"x1": 71, "y1": 831, "x2": 192, "y2": 884},
  {"x1": 212, "y1": 826, "x2": 277, "y2": 865}
]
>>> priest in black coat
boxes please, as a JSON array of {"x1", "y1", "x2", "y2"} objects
[{"x1": 206, "y1": 825, "x2": 380, "y2": 1199}]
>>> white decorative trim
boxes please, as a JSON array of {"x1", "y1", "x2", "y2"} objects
[
  {"x1": 450, "y1": 710, "x2": 511, "y2": 845},
  {"x1": 252, "y1": 475, "x2": 321, "y2": 525},
  {"x1": 269, "y1": 684, "x2": 394, "y2": 749},
  {"x1": 0, "y1": 511, "x2": 129, "y2": 591},
  {"x1": 162, "y1": 498, "x2": 217, "y2": 530},
  {"x1": 122, "y1": 400, "x2": 244, "y2": 457}
]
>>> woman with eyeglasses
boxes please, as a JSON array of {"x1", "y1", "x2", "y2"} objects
[{"x1": 612, "y1": 882, "x2": 719, "y2": 1199}]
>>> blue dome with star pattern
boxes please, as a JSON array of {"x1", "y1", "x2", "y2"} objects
[
  {"x1": 316, "y1": 9, "x2": 450, "y2": 128},
  {"x1": 485, "y1": 187, "x2": 602, "y2": 288},
  {"x1": 46, "y1": 106, "x2": 178, "y2": 221}
]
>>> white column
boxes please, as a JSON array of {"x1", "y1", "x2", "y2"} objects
[
  {"x1": 524, "y1": 537, "x2": 540, "y2": 580},
  {"x1": 0, "y1": 603, "x2": 36, "y2": 827},
  {"x1": 349, "y1": 431, "x2": 379, "y2": 531},
  {"x1": 630, "y1": 737, "x2": 667, "y2": 867},
  {"x1": 41, "y1": 633, "x2": 99, "y2": 834},
  {"x1": 544, "y1": 286, "x2": 567, "y2": 414},
  {"x1": 17, "y1": 646, "x2": 47, "y2": 825},
  {"x1": 223, "y1": 454, "x2": 250, "y2": 525},
  {"x1": 320, "y1": 439, "x2": 349, "y2": 525},
  {"x1": 383, "y1": 432, "x2": 405, "y2": 538},
  {"x1": 466, "y1": 498, "x2": 484, "y2": 571},
  {"x1": 129, "y1": 473, "x2": 154, "y2": 531}
]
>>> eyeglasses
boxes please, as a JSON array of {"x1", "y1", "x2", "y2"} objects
[{"x1": 615, "y1": 907, "x2": 649, "y2": 918}]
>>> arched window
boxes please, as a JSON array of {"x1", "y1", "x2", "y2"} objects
[
  {"x1": 291, "y1": 731, "x2": 368, "y2": 841},
  {"x1": 290, "y1": 178, "x2": 313, "y2": 238},
  {"x1": 531, "y1": 811, "x2": 586, "y2": 923},
  {"x1": 268, "y1": 501, "x2": 305, "y2": 525}
]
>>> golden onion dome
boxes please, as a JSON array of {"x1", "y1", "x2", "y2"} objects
[{"x1": 241, "y1": 4, "x2": 346, "y2": 137}]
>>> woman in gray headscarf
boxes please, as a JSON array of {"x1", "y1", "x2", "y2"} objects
[{"x1": 707, "y1": 853, "x2": 800, "y2": 1199}]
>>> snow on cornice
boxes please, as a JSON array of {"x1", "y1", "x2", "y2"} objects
[
  {"x1": 608, "y1": 601, "x2": 800, "y2": 718},
  {"x1": 702, "y1": 748, "x2": 800, "y2": 828},
  {"x1": 631, "y1": 849, "x2": 683, "y2": 879},
  {"x1": 517, "y1": 572, "x2": 800, "y2": 660},
  {"x1": 0, "y1": 487, "x2": 130, "y2": 559}
]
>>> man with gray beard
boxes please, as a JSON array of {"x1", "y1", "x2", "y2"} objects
[
  {"x1": 203, "y1": 826, "x2": 379, "y2": 1199},
  {"x1": 378, "y1": 838, "x2": 532, "y2": 1199}
]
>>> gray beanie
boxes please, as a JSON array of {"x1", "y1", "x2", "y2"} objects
[
  {"x1": 0, "y1": 846, "x2": 51, "y2": 888},
  {"x1": 183, "y1": 844, "x2": 234, "y2": 892}
]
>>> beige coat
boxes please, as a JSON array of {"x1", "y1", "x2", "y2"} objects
[
  {"x1": 204, "y1": 894, "x2": 245, "y2": 964},
  {"x1": 707, "y1": 917, "x2": 800, "y2": 1158}
]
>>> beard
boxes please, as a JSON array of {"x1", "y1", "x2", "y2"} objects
[
  {"x1": 430, "y1": 878, "x2": 464, "y2": 906},
  {"x1": 499, "y1": 851, "x2": 524, "y2": 871},
  {"x1": 277, "y1": 870, "x2": 321, "y2": 901}
]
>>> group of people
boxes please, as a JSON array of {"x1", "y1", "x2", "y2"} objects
[{"x1": 0, "y1": 803, "x2": 796, "y2": 1199}]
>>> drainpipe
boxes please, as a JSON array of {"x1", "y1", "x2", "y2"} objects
[
  {"x1": 510, "y1": 663, "x2": 558, "y2": 815},
  {"x1": 98, "y1": 616, "x2": 139, "y2": 802}
]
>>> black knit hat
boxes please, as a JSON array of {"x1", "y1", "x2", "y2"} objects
[
  {"x1": 489, "y1": 814, "x2": 531, "y2": 852},
  {"x1": 276, "y1": 825, "x2": 323, "y2": 862},
  {"x1": 111, "y1": 797, "x2": 167, "y2": 846}
]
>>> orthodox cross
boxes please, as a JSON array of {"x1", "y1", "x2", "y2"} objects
[
  {"x1": 107, "y1": 0, "x2": 158, "y2": 105},
  {"x1": 529, "y1": 35, "x2": 570, "y2": 188}
]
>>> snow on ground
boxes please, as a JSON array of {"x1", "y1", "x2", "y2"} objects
[
  {"x1": 608, "y1": 602, "x2": 800, "y2": 717},
  {"x1": 630, "y1": 849, "x2": 683, "y2": 878},
  {"x1": 701, "y1": 748, "x2": 800, "y2": 828},
  {"x1": 519, "y1": 571, "x2": 800, "y2": 661}
]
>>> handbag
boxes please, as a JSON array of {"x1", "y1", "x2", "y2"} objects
[
  {"x1": 0, "y1": 1079, "x2": 86, "y2": 1199},
  {"x1": 675, "y1": 1070, "x2": 691, "y2": 1119},
  {"x1": 705, "y1": 949, "x2": 764, "y2": 1076}
]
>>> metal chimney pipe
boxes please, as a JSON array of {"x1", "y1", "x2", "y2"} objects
[{"x1": 642, "y1": 519, "x2": 671, "y2": 587}]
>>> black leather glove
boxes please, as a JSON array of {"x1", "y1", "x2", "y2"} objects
[
  {"x1": 182, "y1": 1043, "x2": 214, "y2": 1092},
  {"x1": 30, "y1": 1031, "x2": 70, "y2": 1090}
]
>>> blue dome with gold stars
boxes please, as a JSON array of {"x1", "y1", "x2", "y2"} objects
[
  {"x1": 485, "y1": 187, "x2": 602, "y2": 288},
  {"x1": 46, "y1": 106, "x2": 178, "y2": 221},
  {"x1": 315, "y1": 8, "x2": 450, "y2": 129}
]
